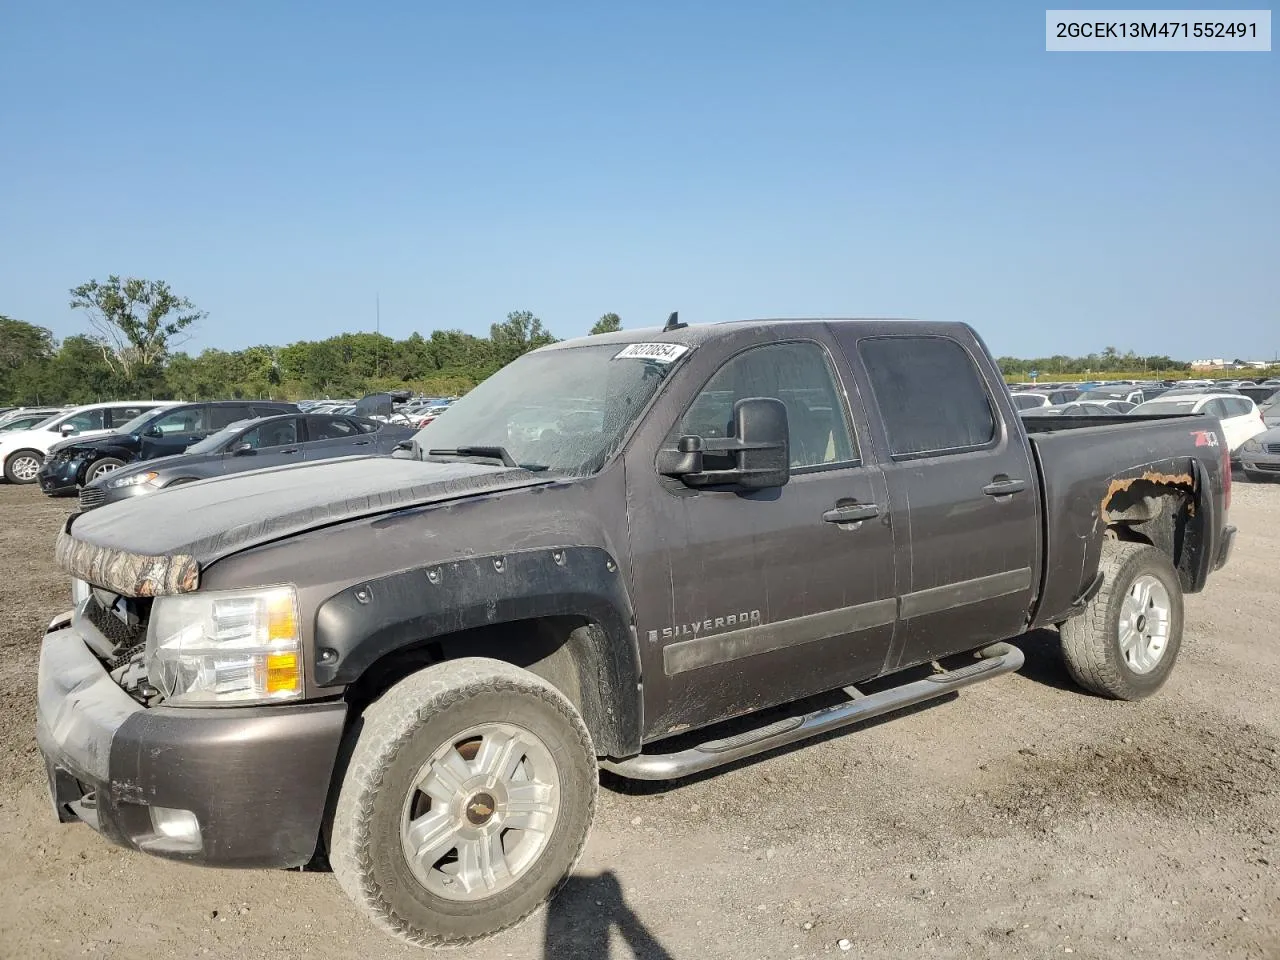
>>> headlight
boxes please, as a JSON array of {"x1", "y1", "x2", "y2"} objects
[
  {"x1": 109, "y1": 471, "x2": 160, "y2": 489},
  {"x1": 144, "y1": 585, "x2": 304, "y2": 705},
  {"x1": 1241, "y1": 438, "x2": 1263, "y2": 453}
]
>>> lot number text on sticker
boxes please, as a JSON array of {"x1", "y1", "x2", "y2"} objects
[{"x1": 613, "y1": 343, "x2": 691, "y2": 363}]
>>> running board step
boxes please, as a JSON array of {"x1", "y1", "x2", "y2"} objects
[{"x1": 599, "y1": 645, "x2": 1024, "y2": 781}]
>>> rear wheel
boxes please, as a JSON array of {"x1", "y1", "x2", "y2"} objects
[
  {"x1": 3, "y1": 449, "x2": 43, "y2": 484},
  {"x1": 84, "y1": 458, "x2": 125, "y2": 484},
  {"x1": 1060, "y1": 541, "x2": 1183, "y2": 700},
  {"x1": 329, "y1": 657, "x2": 597, "y2": 946}
]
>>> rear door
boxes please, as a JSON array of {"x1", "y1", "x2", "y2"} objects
[
  {"x1": 301, "y1": 415, "x2": 375, "y2": 460},
  {"x1": 625, "y1": 334, "x2": 898, "y2": 737},
  {"x1": 842, "y1": 331, "x2": 1041, "y2": 669}
]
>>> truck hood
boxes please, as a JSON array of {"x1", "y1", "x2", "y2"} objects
[{"x1": 59, "y1": 456, "x2": 554, "y2": 595}]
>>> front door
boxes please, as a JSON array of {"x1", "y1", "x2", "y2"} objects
[
  {"x1": 140, "y1": 406, "x2": 210, "y2": 459},
  {"x1": 847, "y1": 333, "x2": 1041, "y2": 669},
  {"x1": 625, "y1": 337, "x2": 898, "y2": 741},
  {"x1": 223, "y1": 417, "x2": 304, "y2": 473}
]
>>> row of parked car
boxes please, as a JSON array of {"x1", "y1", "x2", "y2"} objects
[
  {"x1": 1003, "y1": 379, "x2": 1280, "y2": 480},
  {"x1": 0, "y1": 399, "x2": 418, "y2": 508}
]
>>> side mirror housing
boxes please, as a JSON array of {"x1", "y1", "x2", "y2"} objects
[
  {"x1": 60, "y1": 423, "x2": 77, "y2": 436},
  {"x1": 658, "y1": 397, "x2": 790, "y2": 490},
  {"x1": 232, "y1": 442, "x2": 255, "y2": 456}
]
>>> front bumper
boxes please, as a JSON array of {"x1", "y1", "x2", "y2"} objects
[
  {"x1": 37, "y1": 458, "x2": 83, "y2": 495},
  {"x1": 1239, "y1": 452, "x2": 1280, "y2": 475},
  {"x1": 36, "y1": 618, "x2": 347, "y2": 868}
]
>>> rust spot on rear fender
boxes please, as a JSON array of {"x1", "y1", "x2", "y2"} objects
[{"x1": 1101, "y1": 471, "x2": 1195, "y2": 523}]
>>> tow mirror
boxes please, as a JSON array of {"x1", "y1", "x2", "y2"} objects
[{"x1": 657, "y1": 397, "x2": 790, "y2": 490}]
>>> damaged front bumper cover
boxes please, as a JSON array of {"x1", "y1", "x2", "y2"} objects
[{"x1": 36, "y1": 618, "x2": 347, "y2": 868}]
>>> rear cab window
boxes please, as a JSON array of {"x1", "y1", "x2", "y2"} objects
[{"x1": 857, "y1": 337, "x2": 996, "y2": 458}]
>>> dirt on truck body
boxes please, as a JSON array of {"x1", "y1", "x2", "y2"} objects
[{"x1": 34, "y1": 318, "x2": 1236, "y2": 945}]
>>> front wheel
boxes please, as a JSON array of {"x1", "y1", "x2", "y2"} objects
[
  {"x1": 329, "y1": 657, "x2": 597, "y2": 946},
  {"x1": 84, "y1": 457, "x2": 126, "y2": 485},
  {"x1": 1060, "y1": 541, "x2": 1184, "y2": 700}
]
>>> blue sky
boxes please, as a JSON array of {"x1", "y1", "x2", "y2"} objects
[{"x1": 2, "y1": 2, "x2": 1276, "y2": 360}]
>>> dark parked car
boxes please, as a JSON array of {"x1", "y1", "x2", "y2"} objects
[
  {"x1": 37, "y1": 401, "x2": 297, "y2": 495},
  {"x1": 79, "y1": 413, "x2": 417, "y2": 509},
  {"x1": 39, "y1": 319, "x2": 1234, "y2": 945}
]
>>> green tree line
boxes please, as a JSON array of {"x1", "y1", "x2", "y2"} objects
[
  {"x1": 2, "y1": 277, "x2": 630, "y2": 405},
  {"x1": 3, "y1": 278, "x2": 1274, "y2": 405}
]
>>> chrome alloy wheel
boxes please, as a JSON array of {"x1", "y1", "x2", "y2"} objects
[
  {"x1": 399, "y1": 722, "x2": 560, "y2": 901},
  {"x1": 1118, "y1": 574, "x2": 1172, "y2": 674},
  {"x1": 8, "y1": 454, "x2": 41, "y2": 482}
]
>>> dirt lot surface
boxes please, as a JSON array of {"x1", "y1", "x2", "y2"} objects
[{"x1": 1, "y1": 482, "x2": 1278, "y2": 960}]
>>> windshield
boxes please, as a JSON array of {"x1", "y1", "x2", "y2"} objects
[
  {"x1": 117, "y1": 408, "x2": 163, "y2": 433},
  {"x1": 185, "y1": 421, "x2": 252, "y2": 455},
  {"x1": 412, "y1": 343, "x2": 684, "y2": 474},
  {"x1": 1131, "y1": 399, "x2": 1200, "y2": 415}
]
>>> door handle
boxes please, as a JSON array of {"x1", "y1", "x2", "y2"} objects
[
  {"x1": 353, "y1": 440, "x2": 371, "y2": 446},
  {"x1": 983, "y1": 477, "x2": 1027, "y2": 497},
  {"x1": 280, "y1": 448, "x2": 298, "y2": 454},
  {"x1": 823, "y1": 502, "x2": 880, "y2": 524}
]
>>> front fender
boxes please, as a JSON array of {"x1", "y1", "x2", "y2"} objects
[{"x1": 312, "y1": 545, "x2": 642, "y2": 755}]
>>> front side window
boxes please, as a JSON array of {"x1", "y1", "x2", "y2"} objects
[
  {"x1": 241, "y1": 419, "x2": 299, "y2": 449},
  {"x1": 149, "y1": 407, "x2": 207, "y2": 435},
  {"x1": 666, "y1": 341, "x2": 857, "y2": 470},
  {"x1": 859, "y1": 337, "x2": 996, "y2": 458}
]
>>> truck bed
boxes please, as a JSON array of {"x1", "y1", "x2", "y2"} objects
[{"x1": 1021, "y1": 413, "x2": 1228, "y2": 627}]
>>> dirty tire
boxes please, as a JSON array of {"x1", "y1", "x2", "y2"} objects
[
  {"x1": 1060, "y1": 541, "x2": 1183, "y2": 700},
  {"x1": 84, "y1": 458, "x2": 125, "y2": 484},
  {"x1": 3, "y1": 449, "x2": 43, "y2": 484},
  {"x1": 329, "y1": 657, "x2": 597, "y2": 946}
]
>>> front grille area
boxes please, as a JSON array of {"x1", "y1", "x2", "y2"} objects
[
  {"x1": 78, "y1": 487, "x2": 106, "y2": 510},
  {"x1": 1254, "y1": 462, "x2": 1280, "y2": 473},
  {"x1": 1266, "y1": 443, "x2": 1280, "y2": 455},
  {"x1": 83, "y1": 593, "x2": 150, "y2": 668}
]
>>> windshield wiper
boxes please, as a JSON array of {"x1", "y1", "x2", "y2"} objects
[{"x1": 425, "y1": 445, "x2": 559, "y2": 473}]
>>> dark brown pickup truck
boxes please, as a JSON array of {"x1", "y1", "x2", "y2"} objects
[{"x1": 37, "y1": 318, "x2": 1235, "y2": 945}]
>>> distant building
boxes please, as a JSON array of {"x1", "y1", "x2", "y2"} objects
[{"x1": 1191, "y1": 358, "x2": 1226, "y2": 369}]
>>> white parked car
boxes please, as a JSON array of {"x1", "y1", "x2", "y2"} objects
[
  {"x1": 1010, "y1": 391, "x2": 1052, "y2": 411},
  {"x1": 1129, "y1": 393, "x2": 1267, "y2": 453},
  {"x1": 0, "y1": 401, "x2": 174, "y2": 484}
]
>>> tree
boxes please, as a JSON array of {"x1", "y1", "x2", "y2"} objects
[
  {"x1": 589, "y1": 313, "x2": 622, "y2": 336},
  {"x1": 69, "y1": 276, "x2": 205, "y2": 385},
  {"x1": 489, "y1": 310, "x2": 556, "y2": 366}
]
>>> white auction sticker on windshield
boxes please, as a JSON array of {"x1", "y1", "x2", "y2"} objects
[{"x1": 613, "y1": 342, "x2": 690, "y2": 363}]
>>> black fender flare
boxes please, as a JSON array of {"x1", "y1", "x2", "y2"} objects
[{"x1": 313, "y1": 545, "x2": 642, "y2": 756}]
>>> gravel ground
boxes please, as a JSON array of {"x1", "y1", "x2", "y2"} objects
[{"x1": 1, "y1": 481, "x2": 1277, "y2": 960}]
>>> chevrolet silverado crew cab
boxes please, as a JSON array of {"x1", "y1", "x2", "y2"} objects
[{"x1": 37, "y1": 318, "x2": 1235, "y2": 945}]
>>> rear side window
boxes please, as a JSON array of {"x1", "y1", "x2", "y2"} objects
[
  {"x1": 1225, "y1": 398, "x2": 1254, "y2": 417},
  {"x1": 208, "y1": 404, "x2": 254, "y2": 429},
  {"x1": 106, "y1": 405, "x2": 150, "y2": 428},
  {"x1": 1011, "y1": 394, "x2": 1042, "y2": 411},
  {"x1": 308, "y1": 416, "x2": 359, "y2": 441},
  {"x1": 859, "y1": 337, "x2": 996, "y2": 458}
]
